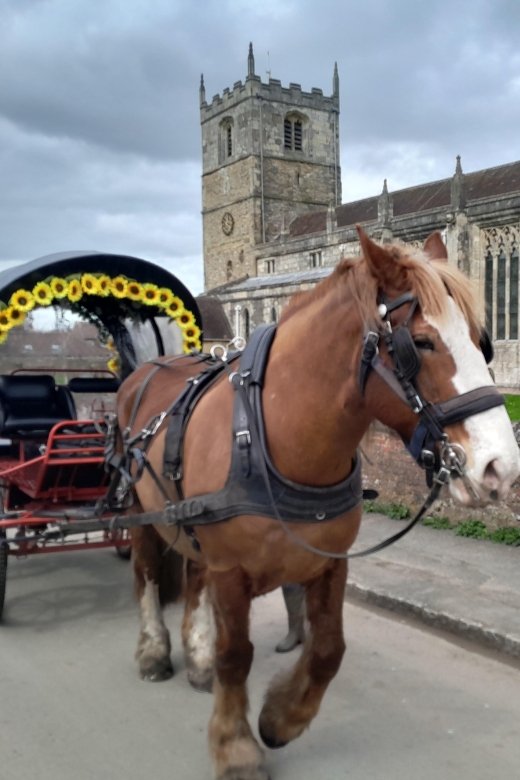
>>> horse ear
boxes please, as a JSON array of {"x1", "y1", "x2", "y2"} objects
[
  {"x1": 357, "y1": 225, "x2": 396, "y2": 285},
  {"x1": 423, "y1": 231, "x2": 448, "y2": 262}
]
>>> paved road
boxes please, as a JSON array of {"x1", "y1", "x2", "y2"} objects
[{"x1": 1, "y1": 549, "x2": 519, "y2": 780}]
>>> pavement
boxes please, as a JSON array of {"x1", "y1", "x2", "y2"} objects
[{"x1": 347, "y1": 512, "x2": 520, "y2": 659}]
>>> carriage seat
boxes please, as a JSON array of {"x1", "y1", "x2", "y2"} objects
[
  {"x1": 0, "y1": 375, "x2": 77, "y2": 438},
  {"x1": 68, "y1": 377, "x2": 120, "y2": 393}
]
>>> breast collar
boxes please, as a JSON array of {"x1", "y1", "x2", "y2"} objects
[{"x1": 162, "y1": 323, "x2": 363, "y2": 525}]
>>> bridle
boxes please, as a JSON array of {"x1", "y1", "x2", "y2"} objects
[{"x1": 358, "y1": 291, "x2": 505, "y2": 496}]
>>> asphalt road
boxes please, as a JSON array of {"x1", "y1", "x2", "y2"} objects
[{"x1": 1, "y1": 548, "x2": 519, "y2": 780}]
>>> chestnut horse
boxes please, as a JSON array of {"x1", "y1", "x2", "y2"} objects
[{"x1": 117, "y1": 229, "x2": 519, "y2": 780}]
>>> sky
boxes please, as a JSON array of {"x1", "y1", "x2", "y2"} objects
[{"x1": 1, "y1": 0, "x2": 520, "y2": 294}]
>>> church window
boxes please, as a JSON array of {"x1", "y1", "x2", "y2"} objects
[
  {"x1": 485, "y1": 251, "x2": 493, "y2": 336},
  {"x1": 227, "y1": 126, "x2": 232, "y2": 157},
  {"x1": 226, "y1": 259, "x2": 233, "y2": 281},
  {"x1": 271, "y1": 307, "x2": 277, "y2": 323},
  {"x1": 497, "y1": 250, "x2": 506, "y2": 340},
  {"x1": 284, "y1": 114, "x2": 305, "y2": 152},
  {"x1": 243, "y1": 308, "x2": 250, "y2": 341},
  {"x1": 265, "y1": 259, "x2": 275, "y2": 274},
  {"x1": 310, "y1": 251, "x2": 322, "y2": 268},
  {"x1": 511, "y1": 249, "x2": 519, "y2": 340},
  {"x1": 296, "y1": 173, "x2": 301, "y2": 186},
  {"x1": 219, "y1": 118, "x2": 234, "y2": 163}
]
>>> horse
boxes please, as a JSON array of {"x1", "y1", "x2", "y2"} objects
[{"x1": 116, "y1": 227, "x2": 520, "y2": 780}]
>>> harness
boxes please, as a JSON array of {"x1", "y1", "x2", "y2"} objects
[{"x1": 59, "y1": 293, "x2": 504, "y2": 562}]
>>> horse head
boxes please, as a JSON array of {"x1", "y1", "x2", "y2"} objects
[{"x1": 358, "y1": 227, "x2": 520, "y2": 506}]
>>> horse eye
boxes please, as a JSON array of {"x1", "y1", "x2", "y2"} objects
[{"x1": 413, "y1": 338, "x2": 434, "y2": 351}]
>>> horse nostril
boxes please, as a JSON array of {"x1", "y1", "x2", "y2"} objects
[
  {"x1": 490, "y1": 490, "x2": 499, "y2": 501},
  {"x1": 483, "y1": 459, "x2": 500, "y2": 493}
]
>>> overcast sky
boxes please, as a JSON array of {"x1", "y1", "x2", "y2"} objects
[{"x1": 1, "y1": 0, "x2": 520, "y2": 293}]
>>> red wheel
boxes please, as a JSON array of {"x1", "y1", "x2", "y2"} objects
[{"x1": 115, "y1": 544, "x2": 132, "y2": 560}]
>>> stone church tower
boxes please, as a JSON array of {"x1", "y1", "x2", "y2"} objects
[{"x1": 200, "y1": 44, "x2": 341, "y2": 290}]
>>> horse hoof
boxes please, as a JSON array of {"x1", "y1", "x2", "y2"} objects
[
  {"x1": 217, "y1": 769, "x2": 271, "y2": 780},
  {"x1": 187, "y1": 668, "x2": 214, "y2": 693},
  {"x1": 139, "y1": 658, "x2": 174, "y2": 682},
  {"x1": 258, "y1": 720, "x2": 288, "y2": 750}
]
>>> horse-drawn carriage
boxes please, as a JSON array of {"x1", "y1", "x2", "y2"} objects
[{"x1": 0, "y1": 250, "x2": 203, "y2": 619}]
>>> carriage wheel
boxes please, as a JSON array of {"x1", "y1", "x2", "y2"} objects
[
  {"x1": 0, "y1": 536, "x2": 7, "y2": 622},
  {"x1": 115, "y1": 544, "x2": 132, "y2": 561}
]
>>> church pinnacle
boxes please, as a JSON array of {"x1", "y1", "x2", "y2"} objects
[
  {"x1": 247, "y1": 42, "x2": 255, "y2": 77},
  {"x1": 333, "y1": 61, "x2": 339, "y2": 97}
]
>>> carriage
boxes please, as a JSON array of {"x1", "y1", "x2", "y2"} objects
[{"x1": 0, "y1": 250, "x2": 204, "y2": 620}]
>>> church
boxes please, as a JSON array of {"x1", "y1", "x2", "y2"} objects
[{"x1": 201, "y1": 45, "x2": 520, "y2": 388}]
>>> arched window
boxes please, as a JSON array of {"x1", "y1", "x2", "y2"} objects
[
  {"x1": 226, "y1": 260, "x2": 233, "y2": 281},
  {"x1": 284, "y1": 114, "x2": 304, "y2": 152},
  {"x1": 497, "y1": 249, "x2": 506, "y2": 340},
  {"x1": 243, "y1": 308, "x2": 250, "y2": 341},
  {"x1": 219, "y1": 118, "x2": 234, "y2": 162},
  {"x1": 485, "y1": 250, "x2": 493, "y2": 336},
  {"x1": 271, "y1": 307, "x2": 277, "y2": 323},
  {"x1": 511, "y1": 248, "x2": 519, "y2": 340}
]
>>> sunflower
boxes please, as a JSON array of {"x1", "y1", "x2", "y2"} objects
[
  {"x1": 0, "y1": 310, "x2": 11, "y2": 330},
  {"x1": 107, "y1": 357, "x2": 120, "y2": 373},
  {"x1": 32, "y1": 282, "x2": 54, "y2": 306},
  {"x1": 6, "y1": 306, "x2": 26, "y2": 327},
  {"x1": 182, "y1": 324, "x2": 201, "y2": 341},
  {"x1": 68, "y1": 279, "x2": 83, "y2": 302},
  {"x1": 81, "y1": 274, "x2": 100, "y2": 295},
  {"x1": 111, "y1": 276, "x2": 128, "y2": 298},
  {"x1": 157, "y1": 287, "x2": 174, "y2": 308},
  {"x1": 165, "y1": 296, "x2": 184, "y2": 318},
  {"x1": 50, "y1": 278, "x2": 68, "y2": 299},
  {"x1": 9, "y1": 289, "x2": 35, "y2": 312},
  {"x1": 0, "y1": 331, "x2": 7, "y2": 345},
  {"x1": 98, "y1": 275, "x2": 111, "y2": 297},
  {"x1": 183, "y1": 339, "x2": 201, "y2": 354},
  {"x1": 178, "y1": 310, "x2": 196, "y2": 328},
  {"x1": 106, "y1": 336, "x2": 115, "y2": 350},
  {"x1": 126, "y1": 281, "x2": 142, "y2": 301},
  {"x1": 141, "y1": 283, "x2": 159, "y2": 306}
]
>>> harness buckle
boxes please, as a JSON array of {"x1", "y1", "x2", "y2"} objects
[
  {"x1": 435, "y1": 466, "x2": 451, "y2": 485},
  {"x1": 236, "y1": 430, "x2": 251, "y2": 446},
  {"x1": 411, "y1": 395, "x2": 423, "y2": 413}
]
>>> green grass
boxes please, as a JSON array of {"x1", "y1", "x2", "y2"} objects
[
  {"x1": 504, "y1": 394, "x2": 520, "y2": 422},
  {"x1": 364, "y1": 501, "x2": 410, "y2": 520},
  {"x1": 487, "y1": 526, "x2": 520, "y2": 546},
  {"x1": 454, "y1": 519, "x2": 489, "y2": 539},
  {"x1": 423, "y1": 516, "x2": 453, "y2": 530}
]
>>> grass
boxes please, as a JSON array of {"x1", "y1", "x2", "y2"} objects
[
  {"x1": 504, "y1": 394, "x2": 520, "y2": 422},
  {"x1": 364, "y1": 501, "x2": 520, "y2": 547}
]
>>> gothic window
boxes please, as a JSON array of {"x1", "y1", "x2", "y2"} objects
[
  {"x1": 219, "y1": 118, "x2": 234, "y2": 163},
  {"x1": 482, "y1": 225, "x2": 520, "y2": 341},
  {"x1": 310, "y1": 251, "x2": 322, "y2": 268},
  {"x1": 243, "y1": 308, "x2": 250, "y2": 341},
  {"x1": 284, "y1": 114, "x2": 304, "y2": 152},
  {"x1": 265, "y1": 259, "x2": 275, "y2": 274},
  {"x1": 271, "y1": 307, "x2": 277, "y2": 323},
  {"x1": 511, "y1": 249, "x2": 519, "y2": 340},
  {"x1": 226, "y1": 260, "x2": 233, "y2": 281}
]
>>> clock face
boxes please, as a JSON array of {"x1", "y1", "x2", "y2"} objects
[{"x1": 222, "y1": 212, "x2": 234, "y2": 236}]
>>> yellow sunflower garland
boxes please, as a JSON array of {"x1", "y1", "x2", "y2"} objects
[
  {"x1": 33, "y1": 282, "x2": 53, "y2": 306},
  {"x1": 0, "y1": 273, "x2": 201, "y2": 353},
  {"x1": 50, "y1": 278, "x2": 68, "y2": 298}
]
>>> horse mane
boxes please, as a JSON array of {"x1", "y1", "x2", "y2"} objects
[{"x1": 279, "y1": 242, "x2": 481, "y2": 334}]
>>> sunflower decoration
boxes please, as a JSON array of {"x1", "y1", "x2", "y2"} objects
[
  {"x1": 50, "y1": 278, "x2": 68, "y2": 299},
  {"x1": 98, "y1": 275, "x2": 111, "y2": 297},
  {"x1": 6, "y1": 306, "x2": 26, "y2": 327},
  {"x1": 33, "y1": 281, "x2": 53, "y2": 307},
  {"x1": 183, "y1": 339, "x2": 202, "y2": 354},
  {"x1": 126, "y1": 281, "x2": 142, "y2": 302},
  {"x1": 0, "y1": 310, "x2": 11, "y2": 331},
  {"x1": 107, "y1": 357, "x2": 120, "y2": 373},
  {"x1": 9, "y1": 289, "x2": 35, "y2": 312},
  {"x1": 0, "y1": 331, "x2": 7, "y2": 345},
  {"x1": 178, "y1": 310, "x2": 196, "y2": 329},
  {"x1": 141, "y1": 283, "x2": 159, "y2": 306},
  {"x1": 111, "y1": 276, "x2": 128, "y2": 299},
  {"x1": 106, "y1": 336, "x2": 115, "y2": 350},
  {"x1": 81, "y1": 273, "x2": 100, "y2": 295},
  {"x1": 182, "y1": 324, "x2": 201, "y2": 341},
  {"x1": 157, "y1": 287, "x2": 174, "y2": 308},
  {"x1": 165, "y1": 296, "x2": 184, "y2": 318},
  {"x1": 68, "y1": 279, "x2": 83, "y2": 302}
]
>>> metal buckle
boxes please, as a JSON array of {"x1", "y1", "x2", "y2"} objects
[
  {"x1": 147, "y1": 411, "x2": 167, "y2": 438},
  {"x1": 236, "y1": 430, "x2": 251, "y2": 446},
  {"x1": 411, "y1": 395, "x2": 423, "y2": 414},
  {"x1": 210, "y1": 344, "x2": 228, "y2": 361}
]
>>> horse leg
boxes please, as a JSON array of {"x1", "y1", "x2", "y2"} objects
[
  {"x1": 208, "y1": 568, "x2": 269, "y2": 780},
  {"x1": 182, "y1": 559, "x2": 215, "y2": 693},
  {"x1": 275, "y1": 584, "x2": 305, "y2": 653},
  {"x1": 131, "y1": 524, "x2": 183, "y2": 682},
  {"x1": 258, "y1": 560, "x2": 347, "y2": 748}
]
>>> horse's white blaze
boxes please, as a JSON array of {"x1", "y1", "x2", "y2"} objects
[
  {"x1": 426, "y1": 298, "x2": 520, "y2": 503},
  {"x1": 186, "y1": 587, "x2": 215, "y2": 671}
]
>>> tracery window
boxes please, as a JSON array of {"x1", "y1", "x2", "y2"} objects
[
  {"x1": 483, "y1": 225, "x2": 520, "y2": 341},
  {"x1": 219, "y1": 118, "x2": 234, "y2": 163}
]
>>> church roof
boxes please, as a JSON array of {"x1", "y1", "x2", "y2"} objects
[
  {"x1": 212, "y1": 266, "x2": 333, "y2": 294},
  {"x1": 197, "y1": 295, "x2": 234, "y2": 339},
  {"x1": 289, "y1": 159, "x2": 520, "y2": 237}
]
